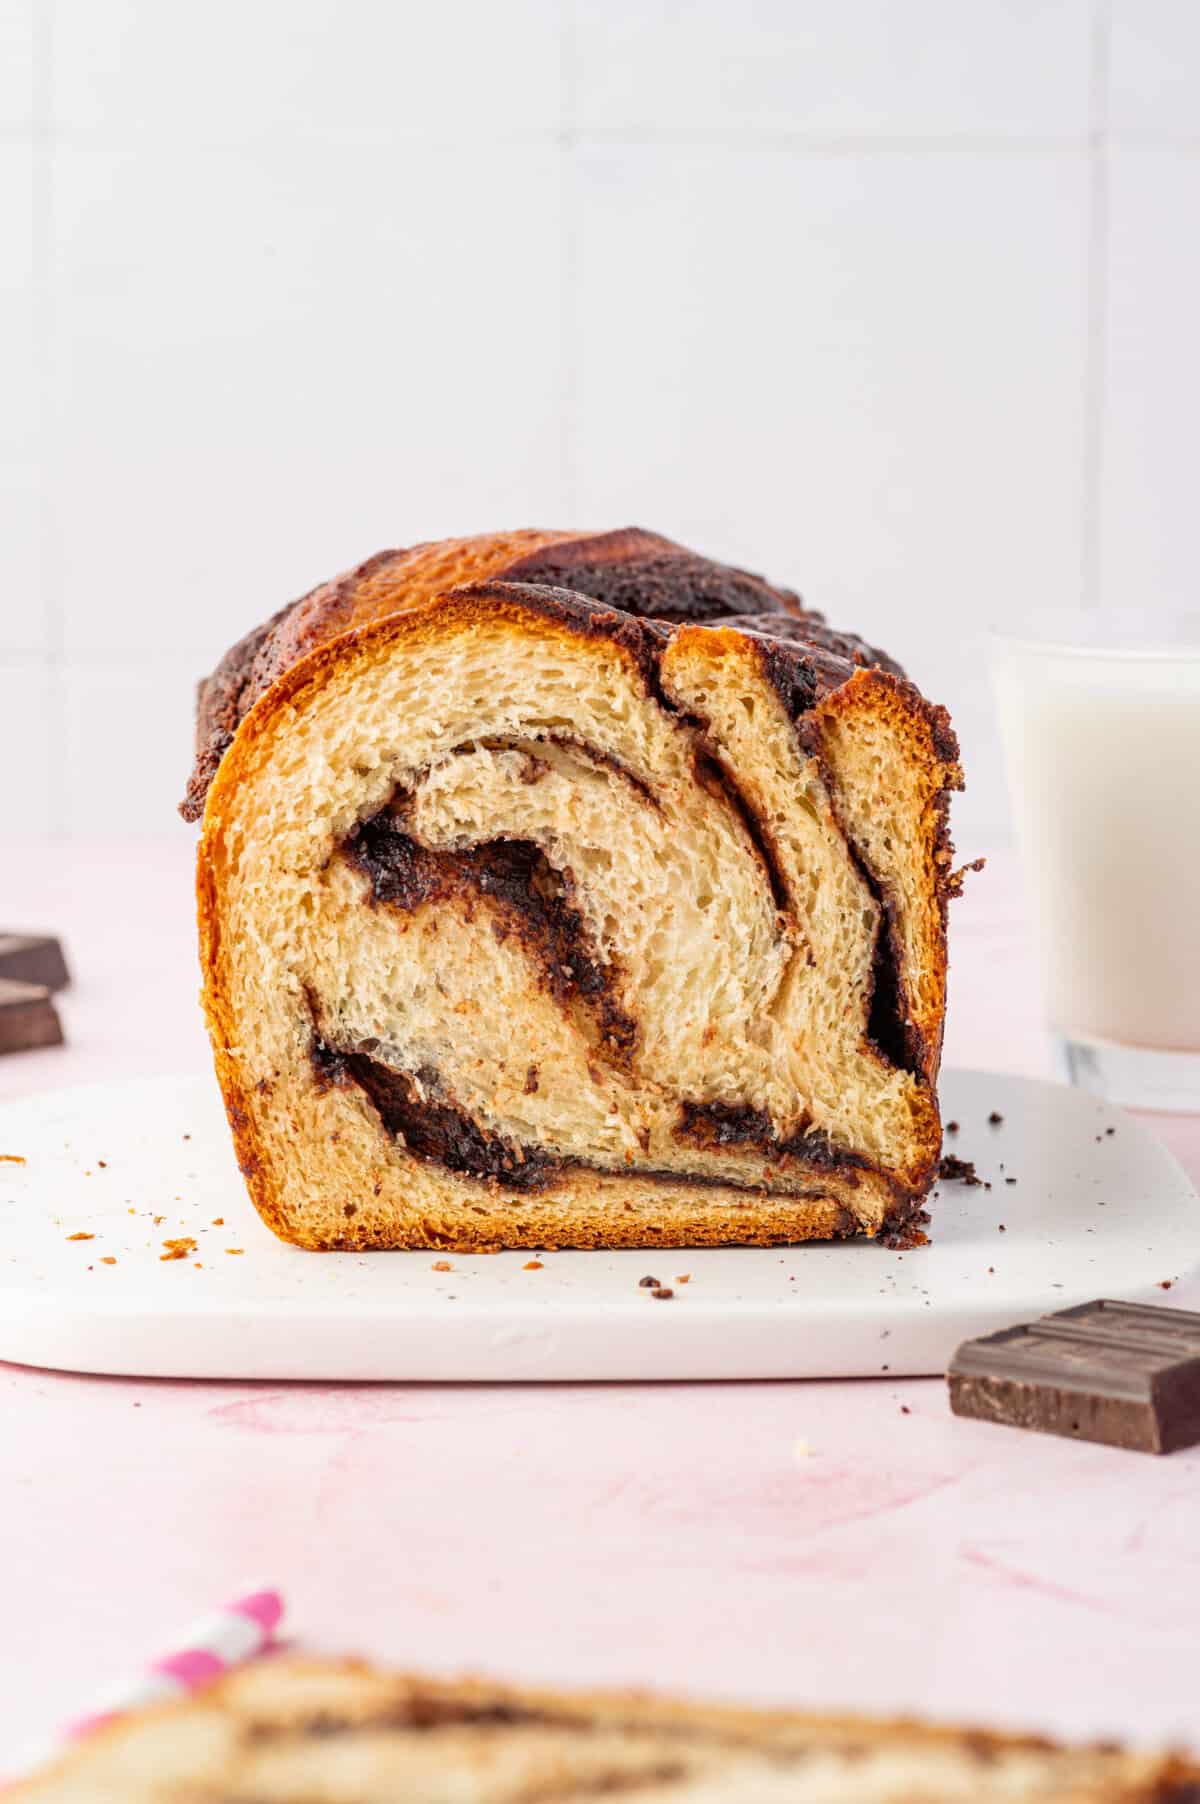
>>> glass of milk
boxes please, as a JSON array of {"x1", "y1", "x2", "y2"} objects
[{"x1": 991, "y1": 614, "x2": 1200, "y2": 1111}]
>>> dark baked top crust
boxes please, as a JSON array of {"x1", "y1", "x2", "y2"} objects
[{"x1": 180, "y1": 528, "x2": 905, "y2": 821}]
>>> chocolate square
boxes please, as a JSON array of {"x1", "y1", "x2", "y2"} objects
[
  {"x1": 0, "y1": 933, "x2": 70, "y2": 992},
  {"x1": 948, "y1": 1300, "x2": 1200, "y2": 1454},
  {"x1": 0, "y1": 979, "x2": 65, "y2": 1055}
]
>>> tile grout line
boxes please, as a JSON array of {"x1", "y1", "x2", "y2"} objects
[
  {"x1": 31, "y1": 0, "x2": 66, "y2": 831},
  {"x1": 1080, "y1": 0, "x2": 1112, "y2": 614},
  {"x1": 559, "y1": 2, "x2": 578, "y2": 523},
  {"x1": 0, "y1": 123, "x2": 1105, "y2": 154}
]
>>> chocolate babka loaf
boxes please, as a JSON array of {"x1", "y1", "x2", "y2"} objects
[
  {"x1": 184, "y1": 529, "x2": 965, "y2": 1250},
  {"x1": 17, "y1": 1660, "x2": 1197, "y2": 1801}
]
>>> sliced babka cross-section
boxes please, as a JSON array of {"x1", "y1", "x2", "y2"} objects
[{"x1": 185, "y1": 529, "x2": 964, "y2": 1250}]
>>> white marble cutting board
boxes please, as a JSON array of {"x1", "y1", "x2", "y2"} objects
[{"x1": 0, "y1": 1068, "x2": 1196, "y2": 1381}]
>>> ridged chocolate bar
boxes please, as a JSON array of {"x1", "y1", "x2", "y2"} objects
[{"x1": 948, "y1": 1300, "x2": 1200, "y2": 1454}]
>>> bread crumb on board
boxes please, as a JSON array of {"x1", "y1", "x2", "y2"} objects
[
  {"x1": 160, "y1": 1237, "x2": 198, "y2": 1262},
  {"x1": 431, "y1": 1259, "x2": 453, "y2": 1273}
]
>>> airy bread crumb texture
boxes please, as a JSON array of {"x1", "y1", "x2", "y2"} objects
[{"x1": 197, "y1": 581, "x2": 958, "y2": 1251}]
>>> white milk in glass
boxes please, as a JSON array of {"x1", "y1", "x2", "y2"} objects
[{"x1": 992, "y1": 623, "x2": 1200, "y2": 1106}]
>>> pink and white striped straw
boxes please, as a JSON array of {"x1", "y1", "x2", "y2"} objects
[{"x1": 8, "y1": 1588, "x2": 284, "y2": 1785}]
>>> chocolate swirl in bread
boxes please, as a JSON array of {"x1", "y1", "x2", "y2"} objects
[
  {"x1": 16, "y1": 1660, "x2": 1199, "y2": 1802},
  {"x1": 186, "y1": 529, "x2": 962, "y2": 1250}
]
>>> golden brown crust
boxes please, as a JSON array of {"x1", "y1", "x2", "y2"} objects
[
  {"x1": 181, "y1": 528, "x2": 822, "y2": 820},
  {"x1": 814, "y1": 667, "x2": 963, "y2": 1088}
]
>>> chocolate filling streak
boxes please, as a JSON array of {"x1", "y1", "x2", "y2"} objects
[
  {"x1": 866, "y1": 903, "x2": 914, "y2": 1076},
  {"x1": 456, "y1": 731, "x2": 662, "y2": 811},
  {"x1": 312, "y1": 1042, "x2": 562, "y2": 1192},
  {"x1": 675, "y1": 1101, "x2": 871, "y2": 1190},
  {"x1": 246, "y1": 1699, "x2": 565, "y2": 1742},
  {"x1": 500, "y1": 538, "x2": 805, "y2": 625},
  {"x1": 246, "y1": 1692, "x2": 842, "y2": 1754},
  {"x1": 312, "y1": 1033, "x2": 875, "y2": 1217},
  {"x1": 241, "y1": 1690, "x2": 1038, "y2": 1775},
  {"x1": 318, "y1": 728, "x2": 907, "y2": 1209},
  {"x1": 690, "y1": 748, "x2": 790, "y2": 917},
  {"x1": 777, "y1": 704, "x2": 919, "y2": 1082},
  {"x1": 343, "y1": 810, "x2": 637, "y2": 1062}
]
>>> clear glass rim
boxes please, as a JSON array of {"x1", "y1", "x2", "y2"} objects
[{"x1": 989, "y1": 615, "x2": 1200, "y2": 663}]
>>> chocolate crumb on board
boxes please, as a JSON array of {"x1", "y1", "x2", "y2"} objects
[
  {"x1": 1106, "y1": 1126, "x2": 1116, "y2": 1136},
  {"x1": 900, "y1": 1405, "x2": 911, "y2": 1415},
  {"x1": 523, "y1": 1259, "x2": 544, "y2": 1270},
  {"x1": 882, "y1": 1216, "x2": 931, "y2": 1250},
  {"x1": 944, "y1": 1120, "x2": 959, "y2": 1135},
  {"x1": 160, "y1": 1237, "x2": 198, "y2": 1262},
  {"x1": 66, "y1": 1231, "x2": 94, "y2": 1242},
  {"x1": 638, "y1": 1274, "x2": 661, "y2": 1288},
  {"x1": 1161, "y1": 1280, "x2": 1173, "y2": 1290},
  {"x1": 431, "y1": 1259, "x2": 453, "y2": 1273},
  {"x1": 938, "y1": 1154, "x2": 982, "y2": 1187},
  {"x1": 1005, "y1": 1176, "x2": 1017, "y2": 1185},
  {"x1": 650, "y1": 1286, "x2": 674, "y2": 1300},
  {"x1": 988, "y1": 1111, "x2": 1004, "y2": 1125},
  {"x1": 97, "y1": 1160, "x2": 107, "y2": 1168}
]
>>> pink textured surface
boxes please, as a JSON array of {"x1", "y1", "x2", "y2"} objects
[{"x1": 2, "y1": 839, "x2": 1199, "y2": 1755}]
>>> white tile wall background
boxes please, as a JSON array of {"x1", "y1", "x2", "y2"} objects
[{"x1": 1, "y1": 0, "x2": 1197, "y2": 846}]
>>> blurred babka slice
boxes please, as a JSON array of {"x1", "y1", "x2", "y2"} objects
[{"x1": 17, "y1": 1660, "x2": 1197, "y2": 1802}]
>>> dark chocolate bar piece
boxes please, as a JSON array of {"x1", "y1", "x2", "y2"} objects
[
  {"x1": 0, "y1": 979, "x2": 64, "y2": 1054},
  {"x1": 0, "y1": 933, "x2": 69, "y2": 992},
  {"x1": 948, "y1": 1300, "x2": 1200, "y2": 1455}
]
